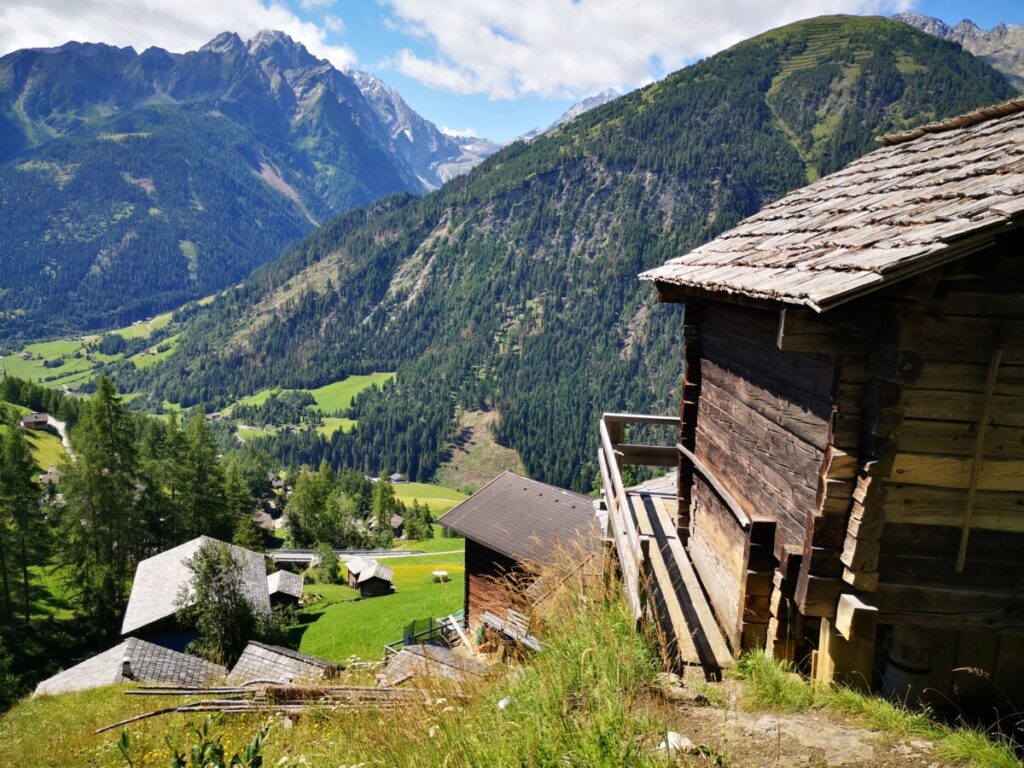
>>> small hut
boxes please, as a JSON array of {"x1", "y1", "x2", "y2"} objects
[
  {"x1": 344, "y1": 556, "x2": 376, "y2": 589},
  {"x1": 20, "y1": 412, "x2": 48, "y2": 430},
  {"x1": 357, "y1": 562, "x2": 394, "y2": 599},
  {"x1": 226, "y1": 641, "x2": 338, "y2": 685},
  {"x1": 610, "y1": 96, "x2": 1024, "y2": 715},
  {"x1": 267, "y1": 570, "x2": 304, "y2": 607},
  {"x1": 369, "y1": 513, "x2": 405, "y2": 539},
  {"x1": 121, "y1": 537, "x2": 270, "y2": 640},
  {"x1": 438, "y1": 472, "x2": 597, "y2": 627},
  {"x1": 34, "y1": 638, "x2": 224, "y2": 697}
]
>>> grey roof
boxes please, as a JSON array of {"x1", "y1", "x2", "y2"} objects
[
  {"x1": 381, "y1": 644, "x2": 488, "y2": 686},
  {"x1": 369, "y1": 514, "x2": 405, "y2": 531},
  {"x1": 438, "y1": 471, "x2": 597, "y2": 563},
  {"x1": 344, "y1": 556, "x2": 376, "y2": 577},
  {"x1": 226, "y1": 641, "x2": 337, "y2": 685},
  {"x1": 267, "y1": 570, "x2": 304, "y2": 599},
  {"x1": 34, "y1": 638, "x2": 225, "y2": 697},
  {"x1": 358, "y1": 562, "x2": 394, "y2": 584},
  {"x1": 122, "y1": 536, "x2": 271, "y2": 635},
  {"x1": 641, "y1": 96, "x2": 1024, "y2": 312}
]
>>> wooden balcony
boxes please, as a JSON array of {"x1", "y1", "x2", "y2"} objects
[{"x1": 597, "y1": 413, "x2": 733, "y2": 676}]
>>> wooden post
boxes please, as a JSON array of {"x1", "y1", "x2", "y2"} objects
[
  {"x1": 957, "y1": 335, "x2": 1004, "y2": 572},
  {"x1": 677, "y1": 310, "x2": 703, "y2": 542},
  {"x1": 815, "y1": 595, "x2": 878, "y2": 691}
]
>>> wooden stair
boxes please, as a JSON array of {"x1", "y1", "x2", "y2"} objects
[{"x1": 627, "y1": 489, "x2": 733, "y2": 675}]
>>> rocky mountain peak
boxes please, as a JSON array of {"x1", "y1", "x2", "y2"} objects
[
  {"x1": 246, "y1": 30, "x2": 320, "y2": 71},
  {"x1": 200, "y1": 31, "x2": 245, "y2": 56},
  {"x1": 894, "y1": 13, "x2": 1024, "y2": 90},
  {"x1": 891, "y1": 13, "x2": 951, "y2": 38}
]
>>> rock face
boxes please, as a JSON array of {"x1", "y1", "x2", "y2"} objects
[
  {"x1": 348, "y1": 70, "x2": 499, "y2": 188},
  {"x1": 895, "y1": 13, "x2": 1024, "y2": 89},
  {"x1": 519, "y1": 88, "x2": 621, "y2": 141}
]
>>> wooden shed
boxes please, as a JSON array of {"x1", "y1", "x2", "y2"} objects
[
  {"x1": 602, "y1": 97, "x2": 1024, "y2": 715},
  {"x1": 438, "y1": 472, "x2": 598, "y2": 627}
]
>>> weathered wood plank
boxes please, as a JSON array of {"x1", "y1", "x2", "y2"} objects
[
  {"x1": 889, "y1": 454, "x2": 1024, "y2": 491},
  {"x1": 877, "y1": 552, "x2": 1024, "y2": 592},
  {"x1": 896, "y1": 419, "x2": 1024, "y2": 459},
  {"x1": 795, "y1": 575, "x2": 844, "y2": 617},
  {"x1": 872, "y1": 583, "x2": 1024, "y2": 631},
  {"x1": 898, "y1": 389, "x2": 1024, "y2": 427},
  {"x1": 881, "y1": 523, "x2": 1024, "y2": 563},
  {"x1": 883, "y1": 485, "x2": 1024, "y2": 532},
  {"x1": 910, "y1": 361, "x2": 1024, "y2": 396}
]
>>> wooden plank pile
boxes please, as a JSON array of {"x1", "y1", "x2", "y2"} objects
[{"x1": 95, "y1": 683, "x2": 430, "y2": 733}]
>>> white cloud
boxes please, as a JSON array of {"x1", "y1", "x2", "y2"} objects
[
  {"x1": 441, "y1": 125, "x2": 477, "y2": 137},
  {"x1": 383, "y1": 0, "x2": 912, "y2": 99},
  {"x1": 0, "y1": 0, "x2": 356, "y2": 69}
]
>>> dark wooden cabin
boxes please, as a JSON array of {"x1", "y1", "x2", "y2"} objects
[
  {"x1": 438, "y1": 472, "x2": 597, "y2": 626},
  {"x1": 603, "y1": 97, "x2": 1024, "y2": 715},
  {"x1": 356, "y1": 561, "x2": 395, "y2": 599}
]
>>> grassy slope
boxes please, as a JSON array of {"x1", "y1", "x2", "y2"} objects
[
  {"x1": 0, "y1": 418, "x2": 68, "y2": 472},
  {"x1": 437, "y1": 408, "x2": 526, "y2": 493},
  {"x1": 4, "y1": 571, "x2": 1017, "y2": 768},
  {"x1": 293, "y1": 552, "x2": 464, "y2": 661},
  {"x1": 392, "y1": 482, "x2": 468, "y2": 516},
  {"x1": 308, "y1": 372, "x2": 395, "y2": 413},
  {"x1": 315, "y1": 416, "x2": 356, "y2": 437}
]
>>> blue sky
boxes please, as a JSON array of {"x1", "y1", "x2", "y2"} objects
[
  {"x1": 299, "y1": 0, "x2": 1024, "y2": 140},
  {"x1": 0, "y1": 0, "x2": 1021, "y2": 141}
]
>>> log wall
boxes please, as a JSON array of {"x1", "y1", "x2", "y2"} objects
[
  {"x1": 465, "y1": 540, "x2": 522, "y2": 625},
  {"x1": 687, "y1": 303, "x2": 835, "y2": 650}
]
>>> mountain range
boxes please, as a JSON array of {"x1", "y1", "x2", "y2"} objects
[
  {"x1": 0, "y1": 31, "x2": 499, "y2": 337},
  {"x1": 117, "y1": 15, "x2": 1013, "y2": 490},
  {"x1": 895, "y1": 13, "x2": 1024, "y2": 89}
]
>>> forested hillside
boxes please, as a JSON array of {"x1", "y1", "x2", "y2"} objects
[
  {"x1": 0, "y1": 32, "x2": 491, "y2": 339},
  {"x1": 122, "y1": 16, "x2": 1013, "y2": 490}
]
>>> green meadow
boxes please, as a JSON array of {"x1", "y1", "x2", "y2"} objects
[{"x1": 293, "y1": 552, "x2": 465, "y2": 661}]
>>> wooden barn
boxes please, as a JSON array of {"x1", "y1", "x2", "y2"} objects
[
  {"x1": 600, "y1": 97, "x2": 1024, "y2": 716},
  {"x1": 438, "y1": 472, "x2": 598, "y2": 627},
  {"x1": 356, "y1": 561, "x2": 395, "y2": 599}
]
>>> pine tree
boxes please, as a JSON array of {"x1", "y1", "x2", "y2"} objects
[
  {"x1": 227, "y1": 461, "x2": 263, "y2": 553},
  {"x1": 1, "y1": 420, "x2": 43, "y2": 624},
  {"x1": 0, "y1": 430, "x2": 14, "y2": 624},
  {"x1": 57, "y1": 376, "x2": 143, "y2": 624},
  {"x1": 178, "y1": 412, "x2": 229, "y2": 540},
  {"x1": 371, "y1": 477, "x2": 396, "y2": 548}
]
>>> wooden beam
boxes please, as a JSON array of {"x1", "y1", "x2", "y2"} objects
[
  {"x1": 958, "y1": 338, "x2": 1005, "y2": 572},
  {"x1": 677, "y1": 443, "x2": 752, "y2": 529},
  {"x1": 617, "y1": 443, "x2": 678, "y2": 467},
  {"x1": 834, "y1": 594, "x2": 878, "y2": 641},
  {"x1": 816, "y1": 609, "x2": 877, "y2": 691}
]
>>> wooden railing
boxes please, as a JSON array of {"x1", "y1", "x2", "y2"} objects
[
  {"x1": 598, "y1": 412, "x2": 680, "y2": 624},
  {"x1": 675, "y1": 442, "x2": 751, "y2": 530}
]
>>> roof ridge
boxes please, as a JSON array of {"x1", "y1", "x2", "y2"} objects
[{"x1": 877, "y1": 95, "x2": 1024, "y2": 146}]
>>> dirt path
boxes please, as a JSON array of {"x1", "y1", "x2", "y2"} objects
[
  {"x1": 45, "y1": 414, "x2": 75, "y2": 461},
  {"x1": 649, "y1": 679, "x2": 957, "y2": 768}
]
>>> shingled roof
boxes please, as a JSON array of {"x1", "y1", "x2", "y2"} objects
[
  {"x1": 641, "y1": 96, "x2": 1024, "y2": 312},
  {"x1": 438, "y1": 472, "x2": 597, "y2": 563},
  {"x1": 122, "y1": 537, "x2": 270, "y2": 636},
  {"x1": 358, "y1": 561, "x2": 394, "y2": 584},
  {"x1": 267, "y1": 569, "x2": 304, "y2": 600},
  {"x1": 34, "y1": 638, "x2": 225, "y2": 697},
  {"x1": 226, "y1": 641, "x2": 338, "y2": 685}
]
